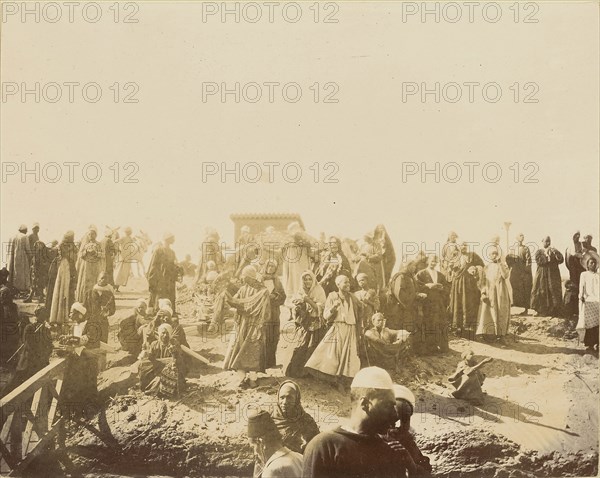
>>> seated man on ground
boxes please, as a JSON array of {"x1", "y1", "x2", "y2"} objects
[
  {"x1": 448, "y1": 350, "x2": 492, "y2": 405},
  {"x1": 118, "y1": 298, "x2": 149, "y2": 356},
  {"x1": 138, "y1": 323, "x2": 186, "y2": 398},
  {"x1": 364, "y1": 313, "x2": 410, "y2": 371}
]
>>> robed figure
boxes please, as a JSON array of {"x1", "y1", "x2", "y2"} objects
[
  {"x1": 8, "y1": 226, "x2": 32, "y2": 293},
  {"x1": 531, "y1": 236, "x2": 564, "y2": 317},
  {"x1": 506, "y1": 234, "x2": 532, "y2": 312},
  {"x1": 147, "y1": 233, "x2": 179, "y2": 313},
  {"x1": 448, "y1": 244, "x2": 484, "y2": 334}
]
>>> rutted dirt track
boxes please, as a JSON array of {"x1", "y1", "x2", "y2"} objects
[{"x1": 28, "y1": 277, "x2": 599, "y2": 477}]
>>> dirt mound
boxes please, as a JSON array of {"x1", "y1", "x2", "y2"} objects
[
  {"x1": 417, "y1": 428, "x2": 598, "y2": 477},
  {"x1": 512, "y1": 316, "x2": 579, "y2": 341},
  {"x1": 63, "y1": 392, "x2": 254, "y2": 477}
]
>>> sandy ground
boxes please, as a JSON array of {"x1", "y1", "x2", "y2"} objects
[{"x1": 15, "y1": 276, "x2": 600, "y2": 477}]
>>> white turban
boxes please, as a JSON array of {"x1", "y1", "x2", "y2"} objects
[
  {"x1": 393, "y1": 384, "x2": 416, "y2": 410},
  {"x1": 70, "y1": 302, "x2": 87, "y2": 315},
  {"x1": 157, "y1": 323, "x2": 173, "y2": 337},
  {"x1": 158, "y1": 298, "x2": 172, "y2": 310},
  {"x1": 335, "y1": 275, "x2": 349, "y2": 287},
  {"x1": 351, "y1": 366, "x2": 394, "y2": 390}
]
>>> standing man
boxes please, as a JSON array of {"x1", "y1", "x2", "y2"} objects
[
  {"x1": 8, "y1": 225, "x2": 32, "y2": 296},
  {"x1": 305, "y1": 275, "x2": 366, "y2": 389},
  {"x1": 531, "y1": 236, "x2": 564, "y2": 317},
  {"x1": 448, "y1": 243, "x2": 484, "y2": 339},
  {"x1": 99, "y1": 227, "x2": 117, "y2": 286},
  {"x1": 416, "y1": 255, "x2": 450, "y2": 354},
  {"x1": 26, "y1": 234, "x2": 53, "y2": 303},
  {"x1": 476, "y1": 247, "x2": 512, "y2": 343},
  {"x1": 441, "y1": 231, "x2": 460, "y2": 280},
  {"x1": 506, "y1": 233, "x2": 533, "y2": 315},
  {"x1": 27, "y1": 223, "x2": 40, "y2": 249},
  {"x1": 147, "y1": 232, "x2": 179, "y2": 314},
  {"x1": 303, "y1": 366, "x2": 400, "y2": 478},
  {"x1": 114, "y1": 226, "x2": 136, "y2": 291}
]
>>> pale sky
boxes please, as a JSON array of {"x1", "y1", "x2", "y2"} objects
[{"x1": 1, "y1": 1, "x2": 598, "y2": 268}]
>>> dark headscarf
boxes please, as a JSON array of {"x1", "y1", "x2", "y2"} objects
[{"x1": 271, "y1": 380, "x2": 320, "y2": 454}]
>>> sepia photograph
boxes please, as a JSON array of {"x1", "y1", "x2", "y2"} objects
[{"x1": 1, "y1": 1, "x2": 599, "y2": 477}]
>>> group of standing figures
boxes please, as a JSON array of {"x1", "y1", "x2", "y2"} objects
[
  {"x1": 190, "y1": 225, "x2": 599, "y2": 390},
  {"x1": 4, "y1": 223, "x2": 152, "y2": 328}
]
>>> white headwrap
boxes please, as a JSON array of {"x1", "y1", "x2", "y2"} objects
[
  {"x1": 351, "y1": 366, "x2": 394, "y2": 390},
  {"x1": 393, "y1": 384, "x2": 416, "y2": 410},
  {"x1": 70, "y1": 302, "x2": 87, "y2": 315},
  {"x1": 157, "y1": 323, "x2": 173, "y2": 337}
]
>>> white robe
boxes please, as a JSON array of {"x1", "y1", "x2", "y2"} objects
[
  {"x1": 476, "y1": 261, "x2": 512, "y2": 336},
  {"x1": 114, "y1": 235, "x2": 136, "y2": 286},
  {"x1": 577, "y1": 271, "x2": 600, "y2": 340},
  {"x1": 8, "y1": 232, "x2": 31, "y2": 291},
  {"x1": 282, "y1": 243, "x2": 311, "y2": 307}
]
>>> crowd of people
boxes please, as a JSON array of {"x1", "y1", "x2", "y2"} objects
[
  {"x1": 0, "y1": 220, "x2": 598, "y2": 477},
  {"x1": 188, "y1": 225, "x2": 599, "y2": 392}
]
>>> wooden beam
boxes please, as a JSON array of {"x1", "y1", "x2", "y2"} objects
[
  {"x1": 8, "y1": 417, "x2": 64, "y2": 476},
  {"x1": 0, "y1": 359, "x2": 67, "y2": 412},
  {"x1": 181, "y1": 345, "x2": 211, "y2": 365}
]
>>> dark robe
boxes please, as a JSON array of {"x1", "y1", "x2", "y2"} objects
[
  {"x1": 209, "y1": 249, "x2": 256, "y2": 327},
  {"x1": 448, "y1": 359, "x2": 486, "y2": 404},
  {"x1": 531, "y1": 247, "x2": 564, "y2": 317},
  {"x1": 0, "y1": 285, "x2": 20, "y2": 366},
  {"x1": 46, "y1": 249, "x2": 60, "y2": 309},
  {"x1": 12, "y1": 320, "x2": 53, "y2": 386},
  {"x1": 415, "y1": 268, "x2": 450, "y2": 354},
  {"x1": 223, "y1": 280, "x2": 270, "y2": 373},
  {"x1": 261, "y1": 272, "x2": 286, "y2": 369},
  {"x1": 147, "y1": 242, "x2": 179, "y2": 313},
  {"x1": 29, "y1": 241, "x2": 52, "y2": 299},
  {"x1": 506, "y1": 243, "x2": 533, "y2": 309},
  {"x1": 285, "y1": 275, "x2": 327, "y2": 379},
  {"x1": 118, "y1": 308, "x2": 149, "y2": 355},
  {"x1": 59, "y1": 319, "x2": 102, "y2": 419},
  {"x1": 385, "y1": 270, "x2": 418, "y2": 331},
  {"x1": 314, "y1": 251, "x2": 353, "y2": 296},
  {"x1": 359, "y1": 241, "x2": 385, "y2": 291},
  {"x1": 99, "y1": 237, "x2": 116, "y2": 286},
  {"x1": 272, "y1": 381, "x2": 320, "y2": 454},
  {"x1": 448, "y1": 253, "x2": 484, "y2": 330},
  {"x1": 384, "y1": 427, "x2": 432, "y2": 477},
  {"x1": 303, "y1": 427, "x2": 401, "y2": 478}
]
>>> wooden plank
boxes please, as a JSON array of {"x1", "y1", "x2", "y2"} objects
[
  {"x1": 0, "y1": 413, "x2": 15, "y2": 444},
  {"x1": 181, "y1": 345, "x2": 211, "y2": 365},
  {"x1": 8, "y1": 417, "x2": 64, "y2": 476},
  {"x1": 8, "y1": 406, "x2": 22, "y2": 465},
  {"x1": 0, "y1": 437, "x2": 18, "y2": 471},
  {"x1": 21, "y1": 388, "x2": 41, "y2": 458},
  {"x1": 0, "y1": 359, "x2": 67, "y2": 412},
  {"x1": 47, "y1": 379, "x2": 63, "y2": 430}
]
